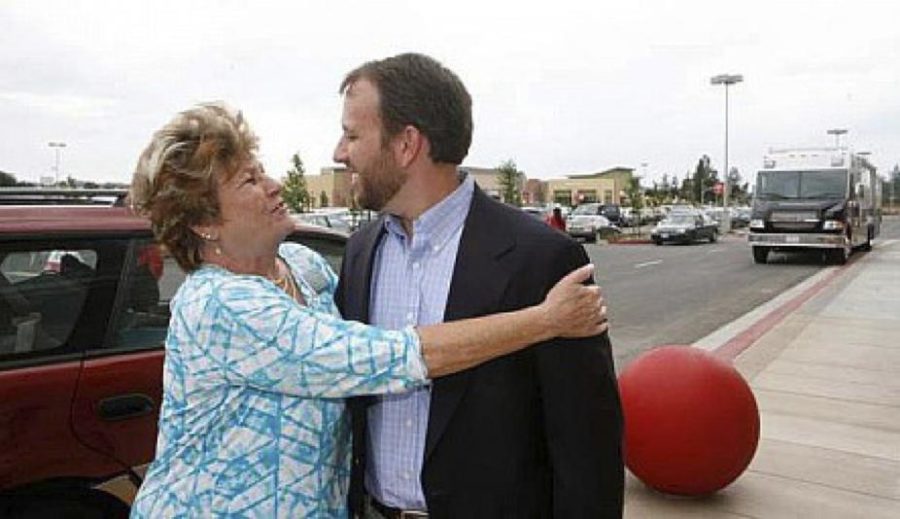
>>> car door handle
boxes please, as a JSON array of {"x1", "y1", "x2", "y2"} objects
[{"x1": 98, "y1": 393, "x2": 155, "y2": 421}]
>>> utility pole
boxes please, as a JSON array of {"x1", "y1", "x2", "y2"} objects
[
  {"x1": 48, "y1": 141, "x2": 67, "y2": 185},
  {"x1": 827, "y1": 128, "x2": 847, "y2": 149},
  {"x1": 711, "y1": 74, "x2": 743, "y2": 233}
]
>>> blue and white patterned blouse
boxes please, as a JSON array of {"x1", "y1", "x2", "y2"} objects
[{"x1": 131, "y1": 243, "x2": 427, "y2": 518}]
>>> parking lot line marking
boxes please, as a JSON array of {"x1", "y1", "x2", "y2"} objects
[
  {"x1": 634, "y1": 260, "x2": 662, "y2": 269},
  {"x1": 706, "y1": 248, "x2": 722, "y2": 254}
]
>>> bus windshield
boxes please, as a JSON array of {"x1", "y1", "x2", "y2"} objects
[{"x1": 755, "y1": 170, "x2": 847, "y2": 200}]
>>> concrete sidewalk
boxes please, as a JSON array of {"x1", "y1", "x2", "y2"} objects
[{"x1": 624, "y1": 238, "x2": 900, "y2": 518}]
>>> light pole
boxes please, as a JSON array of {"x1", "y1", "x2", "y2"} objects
[
  {"x1": 48, "y1": 141, "x2": 67, "y2": 185},
  {"x1": 827, "y1": 128, "x2": 847, "y2": 149},
  {"x1": 711, "y1": 73, "x2": 743, "y2": 232}
]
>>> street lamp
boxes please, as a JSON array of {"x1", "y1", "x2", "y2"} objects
[
  {"x1": 711, "y1": 73, "x2": 743, "y2": 232},
  {"x1": 827, "y1": 128, "x2": 847, "y2": 149},
  {"x1": 48, "y1": 141, "x2": 67, "y2": 185}
]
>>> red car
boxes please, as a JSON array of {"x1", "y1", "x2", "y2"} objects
[{"x1": 0, "y1": 200, "x2": 347, "y2": 517}]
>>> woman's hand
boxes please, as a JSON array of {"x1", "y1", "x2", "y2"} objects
[{"x1": 541, "y1": 264, "x2": 609, "y2": 338}]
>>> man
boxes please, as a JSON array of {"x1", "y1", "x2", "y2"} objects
[{"x1": 334, "y1": 53, "x2": 623, "y2": 518}]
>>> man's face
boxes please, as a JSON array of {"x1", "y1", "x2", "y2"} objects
[{"x1": 333, "y1": 78, "x2": 407, "y2": 212}]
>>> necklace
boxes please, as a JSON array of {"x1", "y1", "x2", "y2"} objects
[{"x1": 268, "y1": 261, "x2": 303, "y2": 304}]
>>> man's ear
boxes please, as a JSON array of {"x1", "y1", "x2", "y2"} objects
[{"x1": 394, "y1": 125, "x2": 428, "y2": 168}]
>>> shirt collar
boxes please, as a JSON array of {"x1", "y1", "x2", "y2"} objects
[{"x1": 383, "y1": 171, "x2": 474, "y2": 251}]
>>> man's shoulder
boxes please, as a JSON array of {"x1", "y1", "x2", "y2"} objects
[{"x1": 476, "y1": 197, "x2": 576, "y2": 251}]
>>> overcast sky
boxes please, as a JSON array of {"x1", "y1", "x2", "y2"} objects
[{"x1": 2, "y1": 0, "x2": 898, "y2": 188}]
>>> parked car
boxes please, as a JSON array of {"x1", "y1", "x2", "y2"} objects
[
  {"x1": 521, "y1": 206, "x2": 549, "y2": 220},
  {"x1": 293, "y1": 211, "x2": 352, "y2": 234},
  {"x1": 651, "y1": 213, "x2": 719, "y2": 245},
  {"x1": 619, "y1": 207, "x2": 638, "y2": 227},
  {"x1": 600, "y1": 203, "x2": 622, "y2": 225},
  {"x1": 0, "y1": 202, "x2": 347, "y2": 517},
  {"x1": 312, "y1": 207, "x2": 378, "y2": 232},
  {"x1": 570, "y1": 202, "x2": 622, "y2": 223},
  {"x1": 731, "y1": 206, "x2": 751, "y2": 228},
  {"x1": 567, "y1": 203, "x2": 619, "y2": 243}
]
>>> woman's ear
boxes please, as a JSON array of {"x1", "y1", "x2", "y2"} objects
[{"x1": 190, "y1": 224, "x2": 218, "y2": 241}]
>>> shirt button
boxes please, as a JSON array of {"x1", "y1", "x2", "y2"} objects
[
  {"x1": 412, "y1": 262, "x2": 420, "y2": 269},
  {"x1": 402, "y1": 472, "x2": 410, "y2": 480},
  {"x1": 405, "y1": 419, "x2": 413, "y2": 428}
]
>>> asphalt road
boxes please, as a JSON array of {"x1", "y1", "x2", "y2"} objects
[{"x1": 584, "y1": 215, "x2": 900, "y2": 370}]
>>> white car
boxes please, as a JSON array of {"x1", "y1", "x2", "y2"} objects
[{"x1": 567, "y1": 213, "x2": 615, "y2": 243}]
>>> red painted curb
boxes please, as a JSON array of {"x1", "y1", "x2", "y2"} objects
[{"x1": 712, "y1": 255, "x2": 858, "y2": 361}]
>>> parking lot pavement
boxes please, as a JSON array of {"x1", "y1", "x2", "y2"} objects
[{"x1": 624, "y1": 238, "x2": 900, "y2": 518}]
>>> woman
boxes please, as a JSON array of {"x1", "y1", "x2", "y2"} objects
[
  {"x1": 128, "y1": 103, "x2": 607, "y2": 517},
  {"x1": 547, "y1": 206, "x2": 567, "y2": 231}
]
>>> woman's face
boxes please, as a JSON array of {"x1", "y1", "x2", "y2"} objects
[{"x1": 214, "y1": 160, "x2": 293, "y2": 256}]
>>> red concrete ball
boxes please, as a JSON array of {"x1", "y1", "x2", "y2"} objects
[{"x1": 618, "y1": 345, "x2": 760, "y2": 496}]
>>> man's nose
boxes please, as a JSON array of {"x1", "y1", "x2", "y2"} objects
[{"x1": 333, "y1": 139, "x2": 347, "y2": 164}]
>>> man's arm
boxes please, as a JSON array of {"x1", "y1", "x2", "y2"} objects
[{"x1": 534, "y1": 241, "x2": 624, "y2": 517}]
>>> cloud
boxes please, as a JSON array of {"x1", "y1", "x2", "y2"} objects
[{"x1": 0, "y1": 91, "x2": 119, "y2": 119}]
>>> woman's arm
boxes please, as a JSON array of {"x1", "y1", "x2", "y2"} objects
[
  {"x1": 419, "y1": 264, "x2": 607, "y2": 377},
  {"x1": 200, "y1": 260, "x2": 604, "y2": 399}
]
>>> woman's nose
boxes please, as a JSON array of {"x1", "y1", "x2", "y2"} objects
[{"x1": 265, "y1": 175, "x2": 282, "y2": 194}]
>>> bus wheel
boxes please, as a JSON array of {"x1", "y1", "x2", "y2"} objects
[
  {"x1": 752, "y1": 247, "x2": 768, "y2": 264},
  {"x1": 830, "y1": 246, "x2": 849, "y2": 265},
  {"x1": 862, "y1": 228, "x2": 873, "y2": 251}
]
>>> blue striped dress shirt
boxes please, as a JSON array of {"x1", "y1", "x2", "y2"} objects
[{"x1": 365, "y1": 173, "x2": 474, "y2": 509}]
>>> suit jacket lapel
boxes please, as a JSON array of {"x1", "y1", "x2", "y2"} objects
[
  {"x1": 345, "y1": 217, "x2": 387, "y2": 322},
  {"x1": 425, "y1": 186, "x2": 516, "y2": 460}
]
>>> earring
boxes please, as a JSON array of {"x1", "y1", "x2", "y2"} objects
[{"x1": 199, "y1": 232, "x2": 221, "y2": 254}]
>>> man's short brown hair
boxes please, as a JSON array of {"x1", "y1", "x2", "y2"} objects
[{"x1": 340, "y1": 53, "x2": 473, "y2": 165}]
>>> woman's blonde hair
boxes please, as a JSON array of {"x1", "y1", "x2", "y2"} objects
[{"x1": 129, "y1": 103, "x2": 258, "y2": 272}]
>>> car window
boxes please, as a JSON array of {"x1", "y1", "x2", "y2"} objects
[
  {"x1": 107, "y1": 240, "x2": 182, "y2": 351},
  {"x1": 104, "y1": 233, "x2": 344, "y2": 352},
  {"x1": 0, "y1": 246, "x2": 99, "y2": 358},
  {"x1": 295, "y1": 234, "x2": 345, "y2": 275},
  {"x1": 571, "y1": 204, "x2": 600, "y2": 216}
]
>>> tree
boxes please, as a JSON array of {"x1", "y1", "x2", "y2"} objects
[
  {"x1": 727, "y1": 167, "x2": 749, "y2": 205},
  {"x1": 0, "y1": 170, "x2": 17, "y2": 187},
  {"x1": 496, "y1": 159, "x2": 523, "y2": 207},
  {"x1": 692, "y1": 155, "x2": 718, "y2": 204},
  {"x1": 888, "y1": 164, "x2": 900, "y2": 211},
  {"x1": 624, "y1": 175, "x2": 645, "y2": 234},
  {"x1": 679, "y1": 174, "x2": 694, "y2": 202},
  {"x1": 282, "y1": 152, "x2": 311, "y2": 212}
]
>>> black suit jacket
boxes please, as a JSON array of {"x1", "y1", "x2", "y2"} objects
[{"x1": 336, "y1": 187, "x2": 623, "y2": 518}]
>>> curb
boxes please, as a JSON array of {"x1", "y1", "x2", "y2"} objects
[{"x1": 700, "y1": 250, "x2": 865, "y2": 361}]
